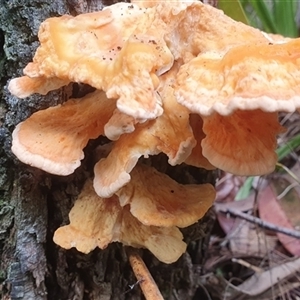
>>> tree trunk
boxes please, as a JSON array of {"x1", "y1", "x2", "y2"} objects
[{"x1": 0, "y1": 1, "x2": 216, "y2": 299}]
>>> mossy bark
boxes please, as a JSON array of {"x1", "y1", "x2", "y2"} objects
[{"x1": 0, "y1": 1, "x2": 216, "y2": 299}]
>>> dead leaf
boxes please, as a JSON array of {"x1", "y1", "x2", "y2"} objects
[
  {"x1": 215, "y1": 196, "x2": 255, "y2": 214},
  {"x1": 217, "y1": 213, "x2": 237, "y2": 235},
  {"x1": 216, "y1": 196, "x2": 255, "y2": 235},
  {"x1": 216, "y1": 173, "x2": 245, "y2": 203},
  {"x1": 272, "y1": 177, "x2": 300, "y2": 229},
  {"x1": 232, "y1": 257, "x2": 300, "y2": 296},
  {"x1": 258, "y1": 184, "x2": 300, "y2": 255},
  {"x1": 227, "y1": 218, "x2": 277, "y2": 256}
]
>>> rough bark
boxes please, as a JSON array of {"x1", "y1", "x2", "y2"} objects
[{"x1": 0, "y1": 1, "x2": 216, "y2": 299}]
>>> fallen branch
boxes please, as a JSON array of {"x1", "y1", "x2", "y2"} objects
[
  {"x1": 126, "y1": 247, "x2": 164, "y2": 300},
  {"x1": 216, "y1": 207, "x2": 300, "y2": 239}
]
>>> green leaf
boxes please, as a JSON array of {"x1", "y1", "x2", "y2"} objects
[
  {"x1": 218, "y1": 0, "x2": 249, "y2": 25},
  {"x1": 235, "y1": 176, "x2": 254, "y2": 200},
  {"x1": 248, "y1": 0, "x2": 278, "y2": 33},
  {"x1": 277, "y1": 134, "x2": 300, "y2": 161},
  {"x1": 273, "y1": 0, "x2": 298, "y2": 37}
]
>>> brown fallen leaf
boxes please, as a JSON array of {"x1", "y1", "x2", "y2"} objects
[
  {"x1": 216, "y1": 173, "x2": 246, "y2": 203},
  {"x1": 219, "y1": 216, "x2": 277, "y2": 256},
  {"x1": 258, "y1": 184, "x2": 300, "y2": 255},
  {"x1": 231, "y1": 257, "x2": 300, "y2": 296},
  {"x1": 215, "y1": 196, "x2": 255, "y2": 235},
  {"x1": 272, "y1": 177, "x2": 300, "y2": 229}
]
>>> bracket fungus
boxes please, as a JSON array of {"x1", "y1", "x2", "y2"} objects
[
  {"x1": 11, "y1": 91, "x2": 115, "y2": 175},
  {"x1": 93, "y1": 78, "x2": 196, "y2": 198},
  {"x1": 8, "y1": 2, "x2": 174, "y2": 120},
  {"x1": 53, "y1": 178, "x2": 188, "y2": 264},
  {"x1": 8, "y1": 0, "x2": 300, "y2": 263},
  {"x1": 174, "y1": 39, "x2": 300, "y2": 175},
  {"x1": 54, "y1": 164, "x2": 215, "y2": 263},
  {"x1": 116, "y1": 164, "x2": 215, "y2": 228}
]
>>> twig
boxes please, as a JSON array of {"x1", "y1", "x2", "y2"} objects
[
  {"x1": 231, "y1": 258, "x2": 263, "y2": 273},
  {"x1": 126, "y1": 247, "x2": 164, "y2": 300},
  {"x1": 124, "y1": 279, "x2": 144, "y2": 294},
  {"x1": 277, "y1": 182, "x2": 299, "y2": 200},
  {"x1": 216, "y1": 207, "x2": 300, "y2": 239},
  {"x1": 220, "y1": 219, "x2": 247, "y2": 247},
  {"x1": 276, "y1": 162, "x2": 300, "y2": 184}
]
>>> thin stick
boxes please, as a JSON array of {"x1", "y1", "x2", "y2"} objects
[
  {"x1": 126, "y1": 248, "x2": 164, "y2": 300},
  {"x1": 231, "y1": 257, "x2": 263, "y2": 273},
  {"x1": 216, "y1": 207, "x2": 300, "y2": 239}
]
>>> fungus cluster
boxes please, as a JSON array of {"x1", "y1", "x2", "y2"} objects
[{"x1": 8, "y1": 0, "x2": 300, "y2": 263}]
